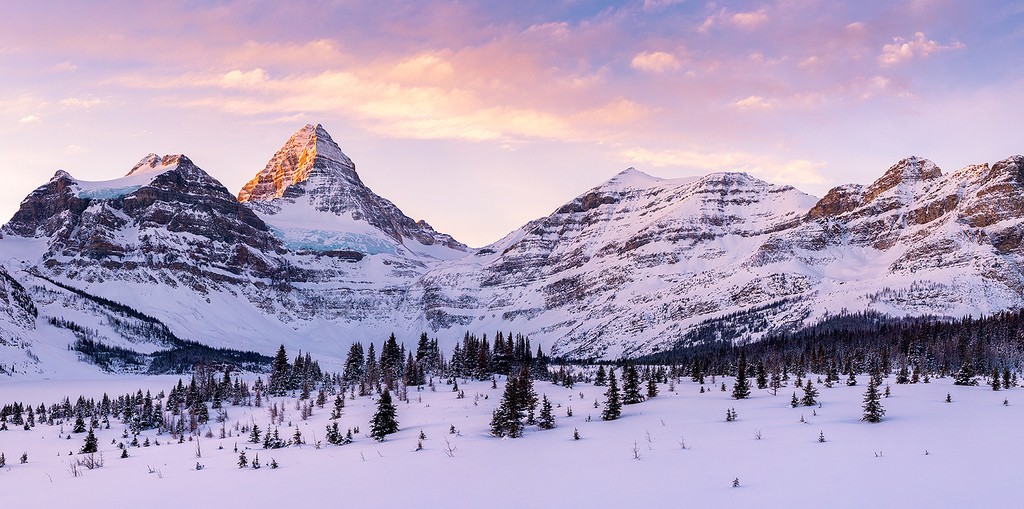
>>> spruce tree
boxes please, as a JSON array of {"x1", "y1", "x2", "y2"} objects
[
  {"x1": 537, "y1": 395, "x2": 556, "y2": 430},
  {"x1": 369, "y1": 390, "x2": 399, "y2": 441},
  {"x1": 269, "y1": 345, "x2": 290, "y2": 396},
  {"x1": 330, "y1": 394, "x2": 345, "y2": 420},
  {"x1": 755, "y1": 361, "x2": 768, "y2": 390},
  {"x1": 602, "y1": 369, "x2": 622, "y2": 421},
  {"x1": 862, "y1": 376, "x2": 885, "y2": 423},
  {"x1": 953, "y1": 362, "x2": 978, "y2": 386},
  {"x1": 594, "y1": 365, "x2": 607, "y2": 386},
  {"x1": 490, "y1": 374, "x2": 525, "y2": 438},
  {"x1": 249, "y1": 423, "x2": 261, "y2": 444},
  {"x1": 801, "y1": 380, "x2": 818, "y2": 406},
  {"x1": 646, "y1": 376, "x2": 659, "y2": 399},
  {"x1": 623, "y1": 365, "x2": 643, "y2": 404},
  {"x1": 80, "y1": 427, "x2": 98, "y2": 454},
  {"x1": 732, "y1": 351, "x2": 751, "y2": 400}
]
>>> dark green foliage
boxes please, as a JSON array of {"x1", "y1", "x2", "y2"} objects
[
  {"x1": 370, "y1": 391, "x2": 399, "y2": 441},
  {"x1": 953, "y1": 363, "x2": 977, "y2": 386},
  {"x1": 647, "y1": 376, "x2": 658, "y2": 399},
  {"x1": 330, "y1": 395, "x2": 345, "y2": 420},
  {"x1": 623, "y1": 365, "x2": 643, "y2": 404},
  {"x1": 80, "y1": 427, "x2": 98, "y2": 454},
  {"x1": 862, "y1": 374, "x2": 886, "y2": 423},
  {"x1": 755, "y1": 361, "x2": 768, "y2": 390},
  {"x1": 537, "y1": 395, "x2": 556, "y2": 430},
  {"x1": 249, "y1": 423, "x2": 261, "y2": 444},
  {"x1": 801, "y1": 380, "x2": 818, "y2": 406},
  {"x1": 490, "y1": 374, "x2": 526, "y2": 438},
  {"x1": 594, "y1": 365, "x2": 607, "y2": 386},
  {"x1": 269, "y1": 345, "x2": 291, "y2": 396},
  {"x1": 602, "y1": 369, "x2": 622, "y2": 421},
  {"x1": 732, "y1": 350, "x2": 751, "y2": 400}
]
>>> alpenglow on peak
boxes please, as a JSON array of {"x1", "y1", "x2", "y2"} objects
[{"x1": 238, "y1": 123, "x2": 357, "y2": 202}]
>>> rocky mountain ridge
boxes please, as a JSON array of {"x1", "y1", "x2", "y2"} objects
[{"x1": 1, "y1": 123, "x2": 1021, "y2": 375}]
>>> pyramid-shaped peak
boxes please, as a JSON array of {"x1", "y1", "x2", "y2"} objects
[{"x1": 238, "y1": 123, "x2": 358, "y2": 203}]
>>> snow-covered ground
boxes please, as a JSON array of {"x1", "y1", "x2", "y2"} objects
[{"x1": 0, "y1": 374, "x2": 1017, "y2": 507}]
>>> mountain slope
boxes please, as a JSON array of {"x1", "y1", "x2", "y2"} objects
[
  {"x1": 239, "y1": 124, "x2": 466, "y2": 260},
  {"x1": 1, "y1": 123, "x2": 1021, "y2": 374}
]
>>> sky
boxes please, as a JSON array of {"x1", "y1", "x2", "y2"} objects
[{"x1": 1, "y1": 0, "x2": 1022, "y2": 247}]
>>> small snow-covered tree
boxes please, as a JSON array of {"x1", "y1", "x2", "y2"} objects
[
  {"x1": 80, "y1": 427, "x2": 98, "y2": 454},
  {"x1": 801, "y1": 380, "x2": 818, "y2": 407},
  {"x1": 537, "y1": 395, "x2": 556, "y2": 430},
  {"x1": 602, "y1": 369, "x2": 622, "y2": 421},
  {"x1": 862, "y1": 376, "x2": 885, "y2": 423},
  {"x1": 369, "y1": 390, "x2": 399, "y2": 441}
]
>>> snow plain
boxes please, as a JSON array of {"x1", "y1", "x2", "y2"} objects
[{"x1": 0, "y1": 373, "x2": 1017, "y2": 508}]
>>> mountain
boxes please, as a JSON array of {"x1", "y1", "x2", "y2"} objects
[
  {"x1": 0, "y1": 122, "x2": 1021, "y2": 376},
  {"x1": 238, "y1": 124, "x2": 466, "y2": 260}
]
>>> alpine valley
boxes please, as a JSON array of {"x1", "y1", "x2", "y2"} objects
[{"x1": 2, "y1": 123, "x2": 1022, "y2": 376}]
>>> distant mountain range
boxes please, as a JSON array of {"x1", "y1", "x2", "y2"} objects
[{"x1": 1, "y1": 123, "x2": 1021, "y2": 376}]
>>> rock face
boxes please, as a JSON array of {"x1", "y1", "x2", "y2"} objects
[
  {"x1": 1, "y1": 123, "x2": 1022, "y2": 372},
  {"x1": 3, "y1": 154, "x2": 287, "y2": 285},
  {"x1": 239, "y1": 124, "x2": 465, "y2": 254}
]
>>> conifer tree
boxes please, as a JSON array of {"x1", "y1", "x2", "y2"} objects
[
  {"x1": 790, "y1": 392, "x2": 799, "y2": 408},
  {"x1": 269, "y1": 345, "x2": 291, "y2": 396},
  {"x1": 801, "y1": 380, "x2": 818, "y2": 406},
  {"x1": 732, "y1": 351, "x2": 751, "y2": 400},
  {"x1": 330, "y1": 394, "x2": 345, "y2": 420},
  {"x1": 647, "y1": 376, "x2": 659, "y2": 399},
  {"x1": 756, "y1": 361, "x2": 768, "y2": 390},
  {"x1": 238, "y1": 450, "x2": 248, "y2": 468},
  {"x1": 594, "y1": 365, "x2": 607, "y2": 386},
  {"x1": 80, "y1": 427, "x2": 98, "y2": 454},
  {"x1": 953, "y1": 362, "x2": 978, "y2": 386},
  {"x1": 862, "y1": 375, "x2": 885, "y2": 423},
  {"x1": 73, "y1": 415, "x2": 86, "y2": 433},
  {"x1": 249, "y1": 423, "x2": 261, "y2": 444},
  {"x1": 537, "y1": 395, "x2": 556, "y2": 430},
  {"x1": 623, "y1": 365, "x2": 643, "y2": 404},
  {"x1": 369, "y1": 390, "x2": 399, "y2": 441},
  {"x1": 490, "y1": 374, "x2": 525, "y2": 438},
  {"x1": 602, "y1": 369, "x2": 622, "y2": 421}
]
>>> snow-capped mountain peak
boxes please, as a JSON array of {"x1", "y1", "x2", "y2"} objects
[
  {"x1": 238, "y1": 123, "x2": 467, "y2": 257},
  {"x1": 237, "y1": 124, "x2": 357, "y2": 203}
]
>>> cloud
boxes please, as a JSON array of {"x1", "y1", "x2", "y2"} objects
[
  {"x1": 222, "y1": 69, "x2": 269, "y2": 88},
  {"x1": 734, "y1": 95, "x2": 773, "y2": 110},
  {"x1": 700, "y1": 7, "x2": 769, "y2": 33},
  {"x1": 60, "y1": 97, "x2": 103, "y2": 109},
  {"x1": 50, "y1": 61, "x2": 78, "y2": 72},
  {"x1": 878, "y1": 32, "x2": 964, "y2": 67},
  {"x1": 18, "y1": 115, "x2": 41, "y2": 124},
  {"x1": 631, "y1": 51, "x2": 681, "y2": 73}
]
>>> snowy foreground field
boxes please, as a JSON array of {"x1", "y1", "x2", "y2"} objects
[{"x1": 1, "y1": 374, "x2": 1019, "y2": 508}]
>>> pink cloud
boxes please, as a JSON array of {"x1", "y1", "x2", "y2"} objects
[{"x1": 878, "y1": 32, "x2": 964, "y2": 67}]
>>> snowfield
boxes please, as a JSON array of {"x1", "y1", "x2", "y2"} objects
[{"x1": 0, "y1": 374, "x2": 1018, "y2": 507}]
